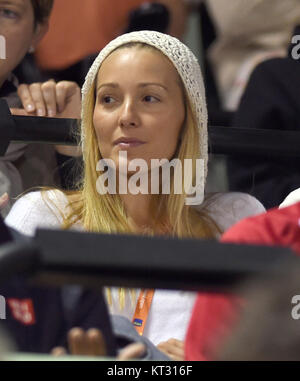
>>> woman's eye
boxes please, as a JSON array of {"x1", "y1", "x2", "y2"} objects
[
  {"x1": 143, "y1": 95, "x2": 159, "y2": 102},
  {"x1": 0, "y1": 9, "x2": 18, "y2": 19},
  {"x1": 101, "y1": 96, "x2": 115, "y2": 104}
]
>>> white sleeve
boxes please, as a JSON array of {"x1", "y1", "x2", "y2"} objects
[
  {"x1": 279, "y1": 188, "x2": 300, "y2": 209},
  {"x1": 204, "y1": 192, "x2": 266, "y2": 233},
  {"x1": 4, "y1": 190, "x2": 67, "y2": 237}
]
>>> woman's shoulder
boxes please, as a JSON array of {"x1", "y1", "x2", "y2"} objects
[
  {"x1": 5, "y1": 189, "x2": 69, "y2": 237},
  {"x1": 194, "y1": 192, "x2": 266, "y2": 233}
]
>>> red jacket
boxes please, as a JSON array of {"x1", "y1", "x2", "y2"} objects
[{"x1": 185, "y1": 202, "x2": 300, "y2": 360}]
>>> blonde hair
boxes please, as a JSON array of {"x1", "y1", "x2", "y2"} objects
[{"x1": 47, "y1": 43, "x2": 221, "y2": 309}]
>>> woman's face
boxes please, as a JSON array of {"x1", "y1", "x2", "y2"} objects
[
  {"x1": 0, "y1": 0, "x2": 47, "y2": 86},
  {"x1": 93, "y1": 47, "x2": 186, "y2": 174}
]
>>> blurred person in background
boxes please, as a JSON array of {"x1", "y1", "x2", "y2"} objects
[
  {"x1": 216, "y1": 262, "x2": 300, "y2": 361},
  {"x1": 227, "y1": 26, "x2": 300, "y2": 209},
  {"x1": 185, "y1": 192, "x2": 300, "y2": 360},
  {"x1": 0, "y1": 0, "x2": 55, "y2": 217},
  {"x1": 34, "y1": 0, "x2": 190, "y2": 86},
  {"x1": 0, "y1": 0, "x2": 84, "y2": 218},
  {"x1": 188, "y1": 0, "x2": 300, "y2": 111}
]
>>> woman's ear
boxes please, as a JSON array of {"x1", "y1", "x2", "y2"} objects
[{"x1": 30, "y1": 21, "x2": 49, "y2": 51}]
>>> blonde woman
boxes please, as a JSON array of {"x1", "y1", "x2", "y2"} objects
[{"x1": 5, "y1": 31, "x2": 264, "y2": 360}]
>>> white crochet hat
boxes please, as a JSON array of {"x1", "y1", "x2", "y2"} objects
[{"x1": 81, "y1": 30, "x2": 208, "y2": 192}]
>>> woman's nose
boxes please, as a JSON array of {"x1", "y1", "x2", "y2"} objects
[{"x1": 118, "y1": 99, "x2": 140, "y2": 128}]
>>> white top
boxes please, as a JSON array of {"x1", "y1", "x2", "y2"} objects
[
  {"x1": 5, "y1": 190, "x2": 265, "y2": 345},
  {"x1": 279, "y1": 188, "x2": 300, "y2": 209}
]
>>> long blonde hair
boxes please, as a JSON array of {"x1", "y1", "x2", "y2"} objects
[{"x1": 48, "y1": 43, "x2": 221, "y2": 308}]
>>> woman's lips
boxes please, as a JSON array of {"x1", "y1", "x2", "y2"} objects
[
  {"x1": 113, "y1": 138, "x2": 146, "y2": 148},
  {"x1": 117, "y1": 141, "x2": 145, "y2": 148}
]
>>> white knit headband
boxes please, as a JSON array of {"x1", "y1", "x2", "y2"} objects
[{"x1": 81, "y1": 30, "x2": 208, "y2": 196}]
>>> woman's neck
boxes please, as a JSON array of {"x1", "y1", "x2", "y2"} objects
[{"x1": 120, "y1": 192, "x2": 152, "y2": 232}]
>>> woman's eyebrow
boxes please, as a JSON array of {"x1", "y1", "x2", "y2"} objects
[
  {"x1": 97, "y1": 82, "x2": 168, "y2": 91},
  {"x1": 138, "y1": 83, "x2": 168, "y2": 91},
  {"x1": 0, "y1": 0, "x2": 24, "y2": 10},
  {"x1": 97, "y1": 83, "x2": 118, "y2": 91}
]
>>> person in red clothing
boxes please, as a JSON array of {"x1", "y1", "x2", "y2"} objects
[
  {"x1": 214, "y1": 260, "x2": 300, "y2": 361},
  {"x1": 221, "y1": 201, "x2": 300, "y2": 251},
  {"x1": 185, "y1": 202, "x2": 300, "y2": 361},
  {"x1": 34, "y1": 0, "x2": 189, "y2": 72},
  {"x1": 185, "y1": 293, "x2": 240, "y2": 361}
]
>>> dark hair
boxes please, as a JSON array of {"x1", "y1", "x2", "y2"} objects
[{"x1": 30, "y1": 0, "x2": 54, "y2": 25}]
